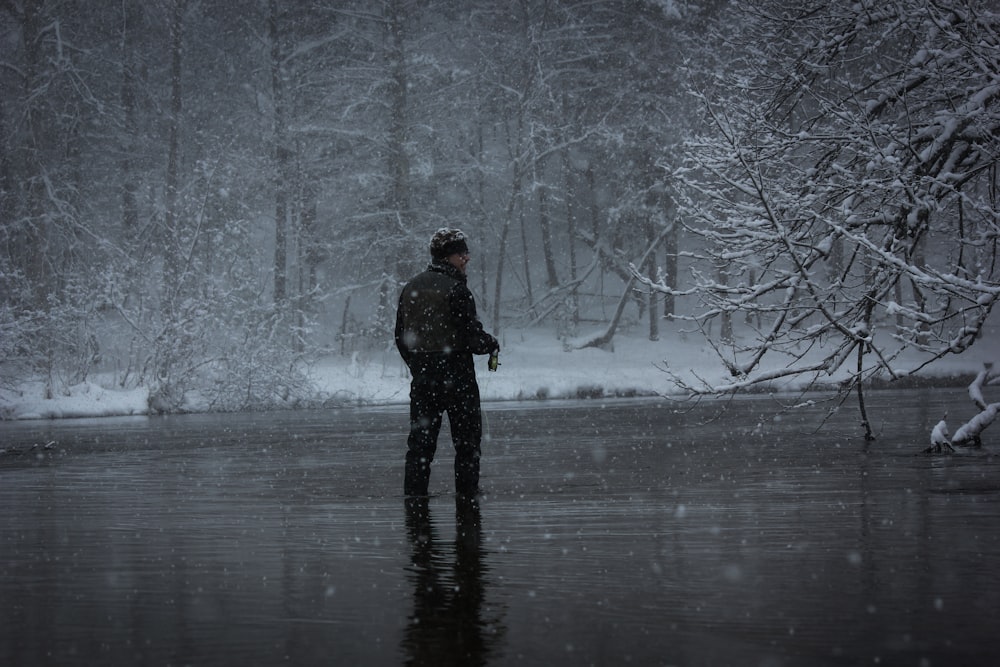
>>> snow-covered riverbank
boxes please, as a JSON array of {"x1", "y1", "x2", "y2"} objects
[{"x1": 2, "y1": 322, "x2": 997, "y2": 421}]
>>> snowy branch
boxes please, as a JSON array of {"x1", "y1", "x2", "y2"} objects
[{"x1": 950, "y1": 364, "x2": 1000, "y2": 448}]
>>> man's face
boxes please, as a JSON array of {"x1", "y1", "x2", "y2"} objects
[{"x1": 447, "y1": 251, "x2": 470, "y2": 275}]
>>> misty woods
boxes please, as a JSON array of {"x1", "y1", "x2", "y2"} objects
[{"x1": 1, "y1": 1, "x2": 997, "y2": 423}]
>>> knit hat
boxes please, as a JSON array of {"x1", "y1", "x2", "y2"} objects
[{"x1": 429, "y1": 228, "x2": 470, "y2": 260}]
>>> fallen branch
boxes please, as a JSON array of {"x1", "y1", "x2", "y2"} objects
[
  {"x1": 937, "y1": 363, "x2": 998, "y2": 449},
  {"x1": 952, "y1": 402, "x2": 999, "y2": 447}
]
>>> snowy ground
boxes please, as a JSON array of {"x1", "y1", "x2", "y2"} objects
[{"x1": 2, "y1": 320, "x2": 998, "y2": 421}]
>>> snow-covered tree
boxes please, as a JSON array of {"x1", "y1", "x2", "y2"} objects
[{"x1": 661, "y1": 0, "x2": 1000, "y2": 439}]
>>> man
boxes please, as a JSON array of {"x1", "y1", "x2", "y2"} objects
[{"x1": 395, "y1": 228, "x2": 499, "y2": 497}]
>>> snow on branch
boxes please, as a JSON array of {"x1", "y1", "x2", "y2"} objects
[
  {"x1": 925, "y1": 363, "x2": 1000, "y2": 452},
  {"x1": 950, "y1": 363, "x2": 1000, "y2": 448}
]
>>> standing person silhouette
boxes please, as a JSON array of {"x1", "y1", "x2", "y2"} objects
[{"x1": 394, "y1": 228, "x2": 499, "y2": 497}]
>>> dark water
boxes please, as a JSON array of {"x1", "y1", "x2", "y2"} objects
[{"x1": 2, "y1": 389, "x2": 998, "y2": 666}]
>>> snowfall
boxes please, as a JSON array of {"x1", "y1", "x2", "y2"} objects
[{"x1": 3, "y1": 318, "x2": 999, "y2": 423}]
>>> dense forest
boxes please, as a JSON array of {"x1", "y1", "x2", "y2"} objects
[{"x1": 2, "y1": 0, "x2": 998, "y2": 416}]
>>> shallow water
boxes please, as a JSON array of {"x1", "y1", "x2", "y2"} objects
[{"x1": 1, "y1": 389, "x2": 998, "y2": 666}]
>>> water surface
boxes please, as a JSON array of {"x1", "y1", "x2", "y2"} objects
[{"x1": 2, "y1": 390, "x2": 998, "y2": 665}]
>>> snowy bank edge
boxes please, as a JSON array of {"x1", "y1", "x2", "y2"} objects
[{"x1": 0, "y1": 366, "x2": 991, "y2": 422}]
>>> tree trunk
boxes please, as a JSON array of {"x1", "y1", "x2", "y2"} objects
[
  {"x1": 296, "y1": 182, "x2": 320, "y2": 355},
  {"x1": 577, "y1": 275, "x2": 635, "y2": 351},
  {"x1": 586, "y1": 162, "x2": 603, "y2": 299},
  {"x1": 646, "y1": 222, "x2": 659, "y2": 342},
  {"x1": 662, "y1": 219, "x2": 677, "y2": 319},
  {"x1": 164, "y1": 0, "x2": 185, "y2": 306},
  {"x1": 492, "y1": 169, "x2": 521, "y2": 333},
  {"x1": 537, "y1": 161, "x2": 559, "y2": 289},
  {"x1": 0, "y1": 96, "x2": 12, "y2": 242},
  {"x1": 119, "y1": 2, "x2": 139, "y2": 239},
  {"x1": 475, "y1": 122, "x2": 489, "y2": 301},
  {"x1": 519, "y1": 192, "x2": 533, "y2": 310},
  {"x1": 717, "y1": 265, "x2": 733, "y2": 343},
  {"x1": 386, "y1": 0, "x2": 410, "y2": 262},
  {"x1": 856, "y1": 343, "x2": 874, "y2": 441},
  {"x1": 910, "y1": 236, "x2": 929, "y2": 344},
  {"x1": 19, "y1": 0, "x2": 49, "y2": 307},
  {"x1": 376, "y1": 0, "x2": 412, "y2": 337},
  {"x1": 562, "y1": 149, "x2": 580, "y2": 327},
  {"x1": 269, "y1": 0, "x2": 289, "y2": 305},
  {"x1": 493, "y1": 106, "x2": 526, "y2": 332}
]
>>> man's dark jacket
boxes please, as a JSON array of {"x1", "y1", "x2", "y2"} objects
[{"x1": 394, "y1": 261, "x2": 497, "y2": 369}]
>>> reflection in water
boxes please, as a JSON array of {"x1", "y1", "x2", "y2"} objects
[{"x1": 402, "y1": 497, "x2": 506, "y2": 666}]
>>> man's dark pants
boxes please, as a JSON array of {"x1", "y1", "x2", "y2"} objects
[{"x1": 404, "y1": 356, "x2": 482, "y2": 497}]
